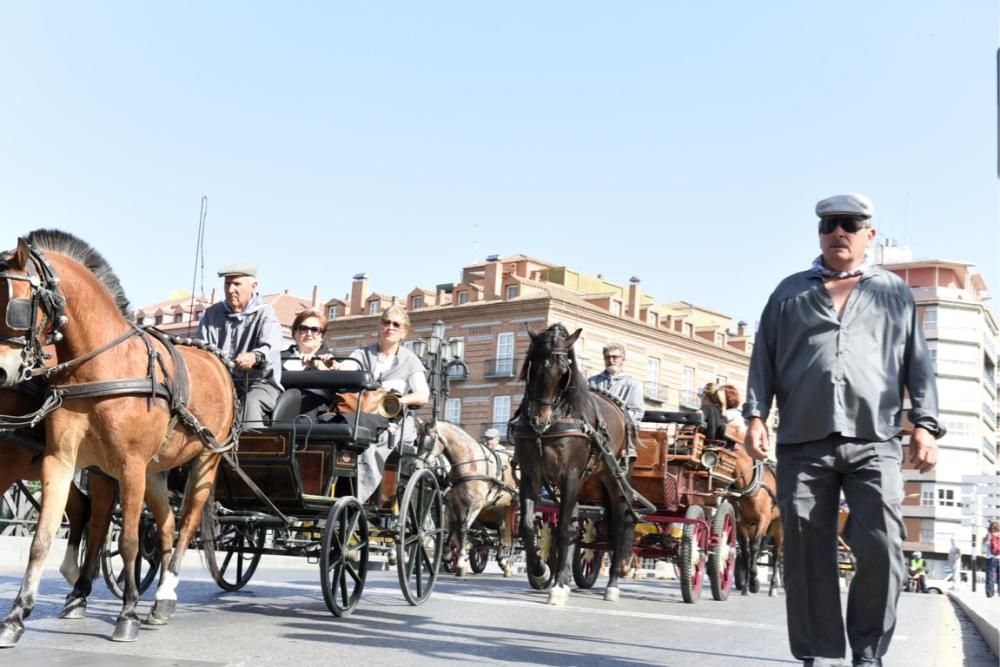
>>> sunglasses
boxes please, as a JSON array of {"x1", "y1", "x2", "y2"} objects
[
  {"x1": 604, "y1": 354, "x2": 623, "y2": 360},
  {"x1": 380, "y1": 320, "x2": 404, "y2": 330},
  {"x1": 818, "y1": 217, "x2": 870, "y2": 234},
  {"x1": 295, "y1": 325, "x2": 322, "y2": 334}
]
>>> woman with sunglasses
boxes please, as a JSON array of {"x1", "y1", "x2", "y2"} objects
[
  {"x1": 280, "y1": 309, "x2": 335, "y2": 416},
  {"x1": 347, "y1": 304, "x2": 429, "y2": 503}
]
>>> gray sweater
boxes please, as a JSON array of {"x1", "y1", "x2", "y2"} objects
[{"x1": 196, "y1": 294, "x2": 283, "y2": 389}]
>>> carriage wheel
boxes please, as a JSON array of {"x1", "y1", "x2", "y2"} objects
[
  {"x1": 396, "y1": 468, "x2": 445, "y2": 606},
  {"x1": 708, "y1": 501, "x2": 737, "y2": 601},
  {"x1": 201, "y1": 503, "x2": 265, "y2": 592},
  {"x1": 679, "y1": 505, "x2": 707, "y2": 603},
  {"x1": 528, "y1": 512, "x2": 559, "y2": 590},
  {"x1": 320, "y1": 496, "x2": 369, "y2": 617},
  {"x1": 469, "y1": 544, "x2": 489, "y2": 574},
  {"x1": 572, "y1": 517, "x2": 602, "y2": 589},
  {"x1": 100, "y1": 509, "x2": 161, "y2": 599}
]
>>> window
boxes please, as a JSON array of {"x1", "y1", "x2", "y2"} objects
[
  {"x1": 495, "y1": 332, "x2": 515, "y2": 376},
  {"x1": 920, "y1": 527, "x2": 934, "y2": 543},
  {"x1": 445, "y1": 398, "x2": 462, "y2": 424},
  {"x1": 649, "y1": 312, "x2": 658, "y2": 327},
  {"x1": 327, "y1": 305, "x2": 338, "y2": 319},
  {"x1": 683, "y1": 322, "x2": 694, "y2": 337},
  {"x1": 923, "y1": 307, "x2": 937, "y2": 328},
  {"x1": 683, "y1": 366, "x2": 695, "y2": 394},
  {"x1": 154, "y1": 314, "x2": 163, "y2": 325},
  {"x1": 458, "y1": 291, "x2": 469, "y2": 305},
  {"x1": 368, "y1": 301, "x2": 379, "y2": 315},
  {"x1": 193, "y1": 310, "x2": 201, "y2": 321},
  {"x1": 412, "y1": 295, "x2": 423, "y2": 309},
  {"x1": 937, "y1": 489, "x2": 957, "y2": 507},
  {"x1": 505, "y1": 284, "x2": 519, "y2": 300},
  {"x1": 716, "y1": 375, "x2": 727, "y2": 386},
  {"x1": 920, "y1": 490, "x2": 934, "y2": 507},
  {"x1": 611, "y1": 300, "x2": 621, "y2": 317},
  {"x1": 647, "y1": 358, "x2": 660, "y2": 399},
  {"x1": 493, "y1": 396, "x2": 511, "y2": 436},
  {"x1": 173, "y1": 312, "x2": 183, "y2": 323}
]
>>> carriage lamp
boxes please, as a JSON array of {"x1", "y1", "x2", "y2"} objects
[
  {"x1": 700, "y1": 451, "x2": 719, "y2": 469},
  {"x1": 419, "y1": 320, "x2": 469, "y2": 420}
]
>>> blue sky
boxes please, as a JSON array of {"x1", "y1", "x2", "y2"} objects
[{"x1": 1, "y1": 2, "x2": 997, "y2": 327}]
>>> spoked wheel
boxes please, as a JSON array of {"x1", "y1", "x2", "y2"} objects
[
  {"x1": 320, "y1": 496, "x2": 369, "y2": 617},
  {"x1": 101, "y1": 509, "x2": 162, "y2": 599},
  {"x1": 201, "y1": 502, "x2": 266, "y2": 592},
  {"x1": 708, "y1": 501, "x2": 737, "y2": 601},
  {"x1": 679, "y1": 504, "x2": 707, "y2": 603},
  {"x1": 469, "y1": 544, "x2": 489, "y2": 574},
  {"x1": 572, "y1": 518, "x2": 602, "y2": 589},
  {"x1": 396, "y1": 468, "x2": 445, "y2": 606},
  {"x1": 528, "y1": 512, "x2": 559, "y2": 590}
]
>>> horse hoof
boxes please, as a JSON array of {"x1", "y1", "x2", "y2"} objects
[
  {"x1": 59, "y1": 597, "x2": 87, "y2": 620},
  {"x1": 768, "y1": 589, "x2": 779, "y2": 598},
  {"x1": 741, "y1": 588, "x2": 749, "y2": 596},
  {"x1": 604, "y1": 587, "x2": 620, "y2": 602},
  {"x1": 0, "y1": 622, "x2": 24, "y2": 648},
  {"x1": 457, "y1": 565, "x2": 470, "y2": 578},
  {"x1": 146, "y1": 600, "x2": 175, "y2": 625},
  {"x1": 547, "y1": 585, "x2": 570, "y2": 606},
  {"x1": 502, "y1": 568, "x2": 513, "y2": 578},
  {"x1": 111, "y1": 618, "x2": 141, "y2": 642}
]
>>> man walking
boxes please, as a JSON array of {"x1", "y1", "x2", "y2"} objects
[{"x1": 743, "y1": 193, "x2": 944, "y2": 666}]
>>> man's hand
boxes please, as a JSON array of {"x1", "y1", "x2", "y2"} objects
[
  {"x1": 234, "y1": 352, "x2": 258, "y2": 370},
  {"x1": 744, "y1": 417, "x2": 770, "y2": 461},
  {"x1": 909, "y1": 427, "x2": 938, "y2": 474}
]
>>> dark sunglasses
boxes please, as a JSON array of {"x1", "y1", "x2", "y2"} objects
[
  {"x1": 295, "y1": 325, "x2": 322, "y2": 334},
  {"x1": 818, "y1": 216, "x2": 870, "y2": 234},
  {"x1": 380, "y1": 319, "x2": 404, "y2": 329}
]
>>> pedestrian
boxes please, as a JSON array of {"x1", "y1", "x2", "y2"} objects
[
  {"x1": 983, "y1": 521, "x2": 1000, "y2": 598},
  {"x1": 743, "y1": 193, "x2": 945, "y2": 667},
  {"x1": 946, "y1": 538, "x2": 961, "y2": 590}
]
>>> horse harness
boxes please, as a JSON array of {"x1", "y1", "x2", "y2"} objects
[
  {"x1": 448, "y1": 441, "x2": 517, "y2": 507},
  {"x1": 0, "y1": 240, "x2": 236, "y2": 456}
]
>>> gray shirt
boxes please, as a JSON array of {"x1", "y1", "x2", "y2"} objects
[
  {"x1": 196, "y1": 294, "x2": 283, "y2": 389},
  {"x1": 348, "y1": 344, "x2": 428, "y2": 396},
  {"x1": 588, "y1": 370, "x2": 644, "y2": 423},
  {"x1": 743, "y1": 266, "x2": 942, "y2": 445}
]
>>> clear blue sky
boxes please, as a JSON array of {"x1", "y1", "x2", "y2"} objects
[{"x1": 1, "y1": 2, "x2": 997, "y2": 327}]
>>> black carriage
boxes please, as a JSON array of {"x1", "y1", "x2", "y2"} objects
[{"x1": 198, "y1": 368, "x2": 446, "y2": 616}]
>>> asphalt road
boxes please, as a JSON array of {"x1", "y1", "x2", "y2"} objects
[{"x1": 0, "y1": 559, "x2": 993, "y2": 667}]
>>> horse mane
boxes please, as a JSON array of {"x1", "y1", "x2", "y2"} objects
[
  {"x1": 521, "y1": 323, "x2": 592, "y2": 417},
  {"x1": 25, "y1": 229, "x2": 131, "y2": 317}
]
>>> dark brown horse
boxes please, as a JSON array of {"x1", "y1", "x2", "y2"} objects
[
  {"x1": 730, "y1": 441, "x2": 782, "y2": 596},
  {"x1": 0, "y1": 231, "x2": 234, "y2": 645},
  {"x1": 511, "y1": 323, "x2": 635, "y2": 606}
]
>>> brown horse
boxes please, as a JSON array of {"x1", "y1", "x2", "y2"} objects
[
  {"x1": 511, "y1": 323, "x2": 635, "y2": 606},
  {"x1": 0, "y1": 230, "x2": 234, "y2": 645},
  {"x1": 730, "y1": 441, "x2": 782, "y2": 596},
  {"x1": 417, "y1": 420, "x2": 517, "y2": 577}
]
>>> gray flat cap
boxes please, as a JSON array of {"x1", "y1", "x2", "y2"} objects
[
  {"x1": 484, "y1": 428, "x2": 501, "y2": 439},
  {"x1": 217, "y1": 262, "x2": 258, "y2": 278},
  {"x1": 815, "y1": 193, "x2": 874, "y2": 219}
]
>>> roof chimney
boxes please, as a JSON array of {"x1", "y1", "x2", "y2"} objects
[
  {"x1": 484, "y1": 257, "x2": 503, "y2": 300},
  {"x1": 350, "y1": 273, "x2": 368, "y2": 315},
  {"x1": 737, "y1": 320, "x2": 747, "y2": 337},
  {"x1": 209, "y1": 287, "x2": 217, "y2": 304},
  {"x1": 627, "y1": 276, "x2": 642, "y2": 320},
  {"x1": 311, "y1": 285, "x2": 320, "y2": 308}
]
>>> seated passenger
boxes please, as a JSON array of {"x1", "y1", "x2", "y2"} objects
[
  {"x1": 280, "y1": 308, "x2": 335, "y2": 419},
  {"x1": 721, "y1": 384, "x2": 746, "y2": 430},
  {"x1": 698, "y1": 383, "x2": 727, "y2": 441},
  {"x1": 343, "y1": 305, "x2": 429, "y2": 503}
]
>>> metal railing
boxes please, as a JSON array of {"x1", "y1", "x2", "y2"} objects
[
  {"x1": 643, "y1": 382, "x2": 671, "y2": 403},
  {"x1": 484, "y1": 357, "x2": 519, "y2": 379}
]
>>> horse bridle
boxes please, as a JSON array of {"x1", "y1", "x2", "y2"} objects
[
  {"x1": 0, "y1": 242, "x2": 69, "y2": 381},
  {"x1": 522, "y1": 348, "x2": 574, "y2": 422}
]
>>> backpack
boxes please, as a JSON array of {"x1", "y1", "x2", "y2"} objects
[{"x1": 990, "y1": 533, "x2": 1000, "y2": 556}]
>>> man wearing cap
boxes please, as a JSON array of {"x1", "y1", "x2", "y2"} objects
[
  {"x1": 743, "y1": 193, "x2": 943, "y2": 667},
  {"x1": 587, "y1": 343, "x2": 644, "y2": 424},
  {"x1": 196, "y1": 263, "x2": 284, "y2": 425},
  {"x1": 483, "y1": 428, "x2": 503, "y2": 450}
]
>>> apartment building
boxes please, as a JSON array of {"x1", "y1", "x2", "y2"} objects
[
  {"x1": 320, "y1": 254, "x2": 753, "y2": 437},
  {"x1": 877, "y1": 244, "x2": 999, "y2": 573}
]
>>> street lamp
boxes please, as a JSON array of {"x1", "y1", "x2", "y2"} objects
[{"x1": 418, "y1": 320, "x2": 468, "y2": 420}]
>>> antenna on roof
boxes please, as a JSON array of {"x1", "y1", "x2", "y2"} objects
[{"x1": 187, "y1": 195, "x2": 208, "y2": 328}]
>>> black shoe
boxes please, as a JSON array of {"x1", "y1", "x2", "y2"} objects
[{"x1": 852, "y1": 655, "x2": 882, "y2": 666}]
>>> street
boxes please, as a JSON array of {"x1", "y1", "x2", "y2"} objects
[{"x1": 0, "y1": 558, "x2": 993, "y2": 667}]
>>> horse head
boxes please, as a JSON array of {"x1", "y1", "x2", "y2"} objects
[
  {"x1": 414, "y1": 417, "x2": 444, "y2": 468},
  {"x1": 0, "y1": 238, "x2": 67, "y2": 387},
  {"x1": 520, "y1": 323, "x2": 582, "y2": 434}
]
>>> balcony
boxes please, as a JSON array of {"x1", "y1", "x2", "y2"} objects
[
  {"x1": 484, "y1": 357, "x2": 519, "y2": 379},
  {"x1": 984, "y1": 402, "x2": 997, "y2": 431},
  {"x1": 644, "y1": 382, "x2": 671, "y2": 405},
  {"x1": 678, "y1": 390, "x2": 699, "y2": 409}
]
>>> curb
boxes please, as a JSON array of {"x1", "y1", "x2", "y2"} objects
[{"x1": 948, "y1": 591, "x2": 1000, "y2": 659}]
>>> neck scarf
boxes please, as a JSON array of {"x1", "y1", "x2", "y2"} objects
[{"x1": 810, "y1": 255, "x2": 870, "y2": 279}]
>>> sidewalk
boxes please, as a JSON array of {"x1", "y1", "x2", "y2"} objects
[{"x1": 949, "y1": 586, "x2": 1000, "y2": 659}]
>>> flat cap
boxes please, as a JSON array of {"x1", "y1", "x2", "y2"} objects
[
  {"x1": 815, "y1": 193, "x2": 874, "y2": 219},
  {"x1": 484, "y1": 428, "x2": 501, "y2": 439},
  {"x1": 217, "y1": 262, "x2": 257, "y2": 278}
]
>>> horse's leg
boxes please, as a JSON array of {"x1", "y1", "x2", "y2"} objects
[
  {"x1": 605, "y1": 482, "x2": 633, "y2": 602},
  {"x1": 0, "y1": 453, "x2": 76, "y2": 647},
  {"x1": 518, "y1": 464, "x2": 545, "y2": 585},
  {"x1": 59, "y1": 474, "x2": 114, "y2": 620},
  {"x1": 547, "y1": 482, "x2": 577, "y2": 607},
  {"x1": 455, "y1": 492, "x2": 482, "y2": 578},
  {"x1": 57, "y1": 481, "x2": 90, "y2": 587},
  {"x1": 499, "y1": 502, "x2": 515, "y2": 577},
  {"x1": 143, "y1": 472, "x2": 176, "y2": 624},
  {"x1": 737, "y1": 528, "x2": 750, "y2": 596},
  {"x1": 111, "y1": 460, "x2": 147, "y2": 642},
  {"x1": 748, "y1": 532, "x2": 763, "y2": 594},
  {"x1": 149, "y1": 452, "x2": 221, "y2": 624}
]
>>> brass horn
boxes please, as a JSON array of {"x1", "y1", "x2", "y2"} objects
[{"x1": 377, "y1": 392, "x2": 403, "y2": 419}]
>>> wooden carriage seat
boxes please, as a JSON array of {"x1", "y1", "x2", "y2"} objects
[{"x1": 267, "y1": 370, "x2": 383, "y2": 444}]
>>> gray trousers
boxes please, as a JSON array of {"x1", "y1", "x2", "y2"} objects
[
  {"x1": 356, "y1": 415, "x2": 417, "y2": 504},
  {"x1": 776, "y1": 436, "x2": 906, "y2": 665},
  {"x1": 238, "y1": 380, "x2": 281, "y2": 427}
]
